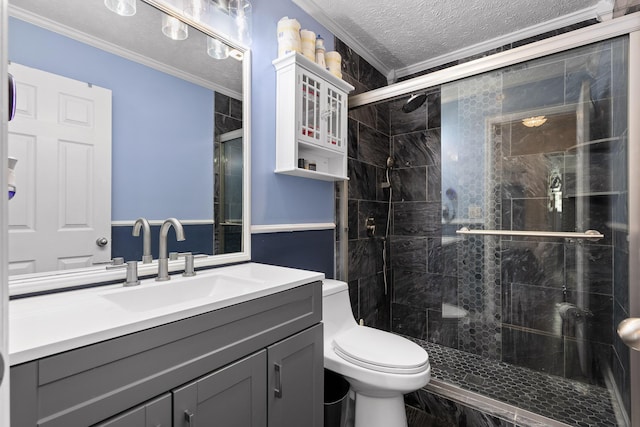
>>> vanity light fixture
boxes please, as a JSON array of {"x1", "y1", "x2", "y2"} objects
[
  {"x1": 104, "y1": 0, "x2": 136, "y2": 16},
  {"x1": 229, "y1": 0, "x2": 252, "y2": 45},
  {"x1": 207, "y1": 36, "x2": 229, "y2": 59},
  {"x1": 522, "y1": 115, "x2": 547, "y2": 128},
  {"x1": 162, "y1": 14, "x2": 189, "y2": 40}
]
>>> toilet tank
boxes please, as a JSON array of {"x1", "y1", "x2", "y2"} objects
[{"x1": 322, "y1": 279, "x2": 358, "y2": 339}]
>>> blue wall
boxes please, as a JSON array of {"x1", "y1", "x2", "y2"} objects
[
  {"x1": 250, "y1": 0, "x2": 336, "y2": 225},
  {"x1": 8, "y1": 17, "x2": 214, "y2": 221}
]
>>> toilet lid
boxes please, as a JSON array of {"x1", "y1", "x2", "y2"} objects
[{"x1": 332, "y1": 327, "x2": 429, "y2": 374}]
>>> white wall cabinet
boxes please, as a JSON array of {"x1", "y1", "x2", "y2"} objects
[{"x1": 273, "y1": 53, "x2": 354, "y2": 181}]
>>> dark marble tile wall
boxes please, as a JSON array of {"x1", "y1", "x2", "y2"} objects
[
  {"x1": 214, "y1": 92, "x2": 243, "y2": 254},
  {"x1": 335, "y1": 38, "x2": 391, "y2": 329},
  {"x1": 388, "y1": 90, "x2": 450, "y2": 346}
]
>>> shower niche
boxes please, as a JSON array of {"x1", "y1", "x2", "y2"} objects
[{"x1": 273, "y1": 52, "x2": 353, "y2": 181}]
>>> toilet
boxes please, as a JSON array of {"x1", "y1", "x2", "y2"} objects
[{"x1": 322, "y1": 279, "x2": 431, "y2": 427}]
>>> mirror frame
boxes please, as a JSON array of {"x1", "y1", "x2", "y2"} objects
[{"x1": 4, "y1": 0, "x2": 251, "y2": 296}]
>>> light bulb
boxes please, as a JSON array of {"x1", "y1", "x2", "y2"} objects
[
  {"x1": 207, "y1": 37, "x2": 229, "y2": 59},
  {"x1": 104, "y1": 0, "x2": 136, "y2": 16},
  {"x1": 162, "y1": 14, "x2": 188, "y2": 40}
]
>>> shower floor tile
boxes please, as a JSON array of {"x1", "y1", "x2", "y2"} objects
[{"x1": 408, "y1": 338, "x2": 619, "y2": 427}]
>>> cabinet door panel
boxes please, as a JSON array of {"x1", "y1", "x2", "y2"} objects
[
  {"x1": 93, "y1": 394, "x2": 171, "y2": 427},
  {"x1": 268, "y1": 324, "x2": 324, "y2": 427},
  {"x1": 297, "y1": 70, "x2": 323, "y2": 145},
  {"x1": 173, "y1": 350, "x2": 267, "y2": 427},
  {"x1": 145, "y1": 394, "x2": 172, "y2": 427},
  {"x1": 94, "y1": 406, "x2": 144, "y2": 427}
]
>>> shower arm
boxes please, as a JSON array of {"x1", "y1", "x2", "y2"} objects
[{"x1": 455, "y1": 227, "x2": 603, "y2": 241}]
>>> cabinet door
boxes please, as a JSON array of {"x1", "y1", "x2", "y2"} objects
[
  {"x1": 93, "y1": 394, "x2": 171, "y2": 427},
  {"x1": 268, "y1": 324, "x2": 324, "y2": 427},
  {"x1": 324, "y1": 83, "x2": 348, "y2": 152},
  {"x1": 173, "y1": 350, "x2": 267, "y2": 427},
  {"x1": 297, "y1": 69, "x2": 323, "y2": 146}
]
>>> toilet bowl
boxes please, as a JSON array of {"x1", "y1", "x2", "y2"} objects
[{"x1": 322, "y1": 279, "x2": 431, "y2": 427}]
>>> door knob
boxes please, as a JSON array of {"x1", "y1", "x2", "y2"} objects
[
  {"x1": 618, "y1": 318, "x2": 640, "y2": 351},
  {"x1": 96, "y1": 237, "x2": 108, "y2": 247}
]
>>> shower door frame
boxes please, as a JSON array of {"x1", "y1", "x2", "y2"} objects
[
  {"x1": 348, "y1": 13, "x2": 640, "y2": 427},
  {"x1": 627, "y1": 29, "x2": 640, "y2": 427}
]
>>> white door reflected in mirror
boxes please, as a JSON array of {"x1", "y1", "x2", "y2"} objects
[{"x1": 8, "y1": 63, "x2": 112, "y2": 275}]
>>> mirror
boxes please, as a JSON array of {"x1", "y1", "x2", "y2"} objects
[{"x1": 6, "y1": 0, "x2": 250, "y2": 291}]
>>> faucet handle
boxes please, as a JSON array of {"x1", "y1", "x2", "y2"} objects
[
  {"x1": 183, "y1": 253, "x2": 196, "y2": 277},
  {"x1": 123, "y1": 261, "x2": 140, "y2": 287},
  {"x1": 105, "y1": 257, "x2": 126, "y2": 270}
]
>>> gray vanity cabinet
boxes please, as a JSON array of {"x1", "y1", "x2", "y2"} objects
[
  {"x1": 172, "y1": 350, "x2": 267, "y2": 427},
  {"x1": 10, "y1": 281, "x2": 322, "y2": 427}
]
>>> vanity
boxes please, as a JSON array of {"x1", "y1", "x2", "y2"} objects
[{"x1": 9, "y1": 263, "x2": 325, "y2": 427}]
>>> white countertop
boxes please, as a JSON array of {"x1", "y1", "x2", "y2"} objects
[{"x1": 9, "y1": 262, "x2": 324, "y2": 365}]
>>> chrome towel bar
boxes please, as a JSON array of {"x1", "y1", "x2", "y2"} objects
[{"x1": 455, "y1": 227, "x2": 604, "y2": 240}]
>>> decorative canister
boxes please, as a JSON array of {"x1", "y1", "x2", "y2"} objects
[
  {"x1": 325, "y1": 51, "x2": 342, "y2": 78},
  {"x1": 277, "y1": 17, "x2": 301, "y2": 57},
  {"x1": 300, "y1": 29, "x2": 316, "y2": 61}
]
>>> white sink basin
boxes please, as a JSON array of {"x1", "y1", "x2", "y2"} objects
[
  {"x1": 10, "y1": 263, "x2": 325, "y2": 365},
  {"x1": 100, "y1": 274, "x2": 266, "y2": 312}
]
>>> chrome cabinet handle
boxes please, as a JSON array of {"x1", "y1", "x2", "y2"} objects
[
  {"x1": 184, "y1": 410, "x2": 195, "y2": 427},
  {"x1": 618, "y1": 318, "x2": 640, "y2": 351},
  {"x1": 274, "y1": 363, "x2": 282, "y2": 398}
]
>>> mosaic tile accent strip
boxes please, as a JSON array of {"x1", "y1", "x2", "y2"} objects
[
  {"x1": 407, "y1": 338, "x2": 618, "y2": 426},
  {"x1": 444, "y1": 72, "x2": 504, "y2": 360}
]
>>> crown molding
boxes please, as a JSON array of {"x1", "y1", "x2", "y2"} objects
[
  {"x1": 394, "y1": 4, "x2": 608, "y2": 80},
  {"x1": 293, "y1": 1, "x2": 613, "y2": 83},
  {"x1": 292, "y1": 0, "x2": 394, "y2": 80}
]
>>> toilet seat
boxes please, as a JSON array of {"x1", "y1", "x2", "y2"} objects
[{"x1": 332, "y1": 327, "x2": 429, "y2": 374}]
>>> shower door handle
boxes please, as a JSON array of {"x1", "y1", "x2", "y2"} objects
[{"x1": 618, "y1": 318, "x2": 640, "y2": 351}]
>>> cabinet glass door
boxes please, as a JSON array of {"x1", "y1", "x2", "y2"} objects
[
  {"x1": 325, "y1": 86, "x2": 345, "y2": 151},
  {"x1": 299, "y1": 72, "x2": 321, "y2": 144}
]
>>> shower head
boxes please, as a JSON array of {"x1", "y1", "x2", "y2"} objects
[{"x1": 402, "y1": 93, "x2": 427, "y2": 113}]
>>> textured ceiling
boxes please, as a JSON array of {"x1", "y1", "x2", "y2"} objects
[
  {"x1": 9, "y1": 0, "x2": 243, "y2": 97},
  {"x1": 295, "y1": 0, "x2": 609, "y2": 78}
]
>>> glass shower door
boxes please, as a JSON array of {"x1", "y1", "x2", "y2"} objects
[{"x1": 440, "y1": 36, "x2": 630, "y2": 425}]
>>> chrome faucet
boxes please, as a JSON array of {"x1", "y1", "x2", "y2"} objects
[
  {"x1": 156, "y1": 218, "x2": 186, "y2": 281},
  {"x1": 132, "y1": 217, "x2": 153, "y2": 264}
]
